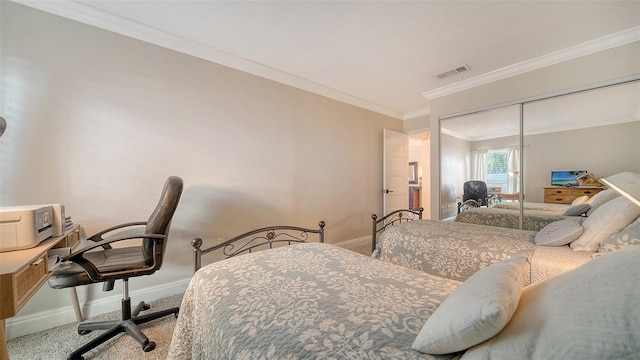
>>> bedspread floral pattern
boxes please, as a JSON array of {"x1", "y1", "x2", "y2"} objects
[
  {"x1": 493, "y1": 202, "x2": 567, "y2": 212},
  {"x1": 373, "y1": 220, "x2": 537, "y2": 282},
  {"x1": 455, "y1": 208, "x2": 567, "y2": 231},
  {"x1": 168, "y1": 243, "x2": 461, "y2": 360}
]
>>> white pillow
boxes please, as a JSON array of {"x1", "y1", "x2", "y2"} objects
[
  {"x1": 597, "y1": 216, "x2": 640, "y2": 254},
  {"x1": 571, "y1": 195, "x2": 590, "y2": 205},
  {"x1": 571, "y1": 196, "x2": 640, "y2": 252},
  {"x1": 461, "y1": 246, "x2": 640, "y2": 360},
  {"x1": 563, "y1": 203, "x2": 590, "y2": 216},
  {"x1": 535, "y1": 219, "x2": 583, "y2": 246},
  {"x1": 412, "y1": 255, "x2": 528, "y2": 355},
  {"x1": 585, "y1": 188, "x2": 620, "y2": 216}
]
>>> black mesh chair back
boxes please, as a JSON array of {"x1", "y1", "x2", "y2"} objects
[{"x1": 463, "y1": 180, "x2": 489, "y2": 206}]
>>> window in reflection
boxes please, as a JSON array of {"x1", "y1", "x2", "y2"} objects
[{"x1": 440, "y1": 105, "x2": 522, "y2": 221}]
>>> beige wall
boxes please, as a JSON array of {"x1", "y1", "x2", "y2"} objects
[
  {"x1": 429, "y1": 42, "x2": 640, "y2": 218},
  {"x1": 0, "y1": 2, "x2": 401, "y2": 334}
]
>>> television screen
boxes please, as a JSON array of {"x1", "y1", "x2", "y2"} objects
[{"x1": 551, "y1": 170, "x2": 587, "y2": 186}]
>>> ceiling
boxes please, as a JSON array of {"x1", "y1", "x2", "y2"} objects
[{"x1": 15, "y1": 0, "x2": 640, "y2": 120}]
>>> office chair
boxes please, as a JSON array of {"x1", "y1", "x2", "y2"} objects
[
  {"x1": 48, "y1": 176, "x2": 183, "y2": 360},
  {"x1": 457, "y1": 180, "x2": 493, "y2": 213}
]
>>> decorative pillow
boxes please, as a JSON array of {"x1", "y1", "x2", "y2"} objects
[
  {"x1": 585, "y1": 188, "x2": 620, "y2": 216},
  {"x1": 535, "y1": 218, "x2": 583, "y2": 246},
  {"x1": 597, "y1": 216, "x2": 640, "y2": 253},
  {"x1": 461, "y1": 245, "x2": 640, "y2": 360},
  {"x1": 571, "y1": 195, "x2": 590, "y2": 205},
  {"x1": 563, "y1": 203, "x2": 590, "y2": 216},
  {"x1": 412, "y1": 255, "x2": 528, "y2": 355},
  {"x1": 571, "y1": 196, "x2": 640, "y2": 252}
]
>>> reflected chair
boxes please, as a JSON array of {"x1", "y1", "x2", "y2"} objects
[
  {"x1": 48, "y1": 176, "x2": 183, "y2": 360},
  {"x1": 457, "y1": 180, "x2": 493, "y2": 213}
]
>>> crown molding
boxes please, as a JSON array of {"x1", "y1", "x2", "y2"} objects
[
  {"x1": 403, "y1": 107, "x2": 430, "y2": 120},
  {"x1": 422, "y1": 26, "x2": 640, "y2": 100},
  {"x1": 14, "y1": 1, "x2": 638, "y2": 120},
  {"x1": 13, "y1": 0, "x2": 405, "y2": 120}
]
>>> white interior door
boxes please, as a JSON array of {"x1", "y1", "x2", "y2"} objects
[{"x1": 383, "y1": 129, "x2": 409, "y2": 215}]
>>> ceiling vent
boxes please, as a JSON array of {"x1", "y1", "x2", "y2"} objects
[{"x1": 434, "y1": 64, "x2": 471, "y2": 79}]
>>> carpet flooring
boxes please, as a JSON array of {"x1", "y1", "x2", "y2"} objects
[{"x1": 7, "y1": 294, "x2": 183, "y2": 360}]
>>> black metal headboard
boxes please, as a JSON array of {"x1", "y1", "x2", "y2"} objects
[
  {"x1": 191, "y1": 221, "x2": 325, "y2": 272},
  {"x1": 371, "y1": 208, "x2": 423, "y2": 252}
]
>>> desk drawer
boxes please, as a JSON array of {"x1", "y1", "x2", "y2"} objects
[
  {"x1": 15, "y1": 255, "x2": 47, "y2": 302},
  {"x1": 67, "y1": 228, "x2": 80, "y2": 248},
  {"x1": 52, "y1": 228, "x2": 81, "y2": 249}
]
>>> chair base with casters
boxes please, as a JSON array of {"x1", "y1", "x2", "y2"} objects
[{"x1": 65, "y1": 278, "x2": 179, "y2": 360}]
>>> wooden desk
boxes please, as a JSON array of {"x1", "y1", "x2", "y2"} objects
[{"x1": 0, "y1": 224, "x2": 81, "y2": 360}]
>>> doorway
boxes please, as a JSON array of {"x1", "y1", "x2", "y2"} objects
[{"x1": 409, "y1": 131, "x2": 431, "y2": 219}]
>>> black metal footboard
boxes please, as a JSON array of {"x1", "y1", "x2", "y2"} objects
[
  {"x1": 371, "y1": 208, "x2": 423, "y2": 252},
  {"x1": 191, "y1": 221, "x2": 325, "y2": 272}
]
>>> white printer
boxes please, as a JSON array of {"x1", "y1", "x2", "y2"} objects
[{"x1": 0, "y1": 205, "x2": 54, "y2": 252}]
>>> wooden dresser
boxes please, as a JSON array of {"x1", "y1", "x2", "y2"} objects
[
  {"x1": 409, "y1": 186, "x2": 421, "y2": 211},
  {"x1": 543, "y1": 187, "x2": 604, "y2": 204}
]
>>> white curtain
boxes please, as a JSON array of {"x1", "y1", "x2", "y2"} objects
[
  {"x1": 471, "y1": 149, "x2": 488, "y2": 182},
  {"x1": 506, "y1": 146, "x2": 520, "y2": 194}
]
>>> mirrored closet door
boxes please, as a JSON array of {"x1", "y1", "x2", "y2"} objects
[
  {"x1": 440, "y1": 78, "x2": 640, "y2": 228},
  {"x1": 440, "y1": 105, "x2": 522, "y2": 221}
]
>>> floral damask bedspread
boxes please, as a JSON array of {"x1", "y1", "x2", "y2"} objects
[
  {"x1": 455, "y1": 207, "x2": 567, "y2": 231},
  {"x1": 373, "y1": 220, "x2": 591, "y2": 284},
  {"x1": 493, "y1": 201, "x2": 568, "y2": 212},
  {"x1": 167, "y1": 243, "x2": 462, "y2": 360}
]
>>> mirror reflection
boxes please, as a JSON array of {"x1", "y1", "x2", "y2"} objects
[
  {"x1": 440, "y1": 80, "x2": 640, "y2": 230},
  {"x1": 440, "y1": 104, "x2": 521, "y2": 221}
]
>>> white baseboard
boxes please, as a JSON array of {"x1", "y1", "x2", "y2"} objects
[{"x1": 5, "y1": 278, "x2": 191, "y2": 340}]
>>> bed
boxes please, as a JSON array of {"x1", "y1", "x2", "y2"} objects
[
  {"x1": 167, "y1": 228, "x2": 640, "y2": 359},
  {"x1": 454, "y1": 206, "x2": 569, "y2": 231},
  {"x1": 373, "y1": 188, "x2": 640, "y2": 283},
  {"x1": 168, "y1": 242, "x2": 462, "y2": 359},
  {"x1": 372, "y1": 218, "x2": 592, "y2": 284},
  {"x1": 454, "y1": 194, "x2": 601, "y2": 231},
  {"x1": 492, "y1": 201, "x2": 568, "y2": 212}
]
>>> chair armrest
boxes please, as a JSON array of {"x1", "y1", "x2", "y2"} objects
[
  {"x1": 63, "y1": 233, "x2": 165, "y2": 281},
  {"x1": 87, "y1": 221, "x2": 147, "y2": 242}
]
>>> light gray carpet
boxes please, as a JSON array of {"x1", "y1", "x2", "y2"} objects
[{"x1": 7, "y1": 294, "x2": 183, "y2": 360}]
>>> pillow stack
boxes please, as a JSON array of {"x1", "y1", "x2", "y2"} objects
[
  {"x1": 584, "y1": 188, "x2": 620, "y2": 216},
  {"x1": 597, "y1": 217, "x2": 640, "y2": 254},
  {"x1": 570, "y1": 196, "x2": 640, "y2": 251},
  {"x1": 411, "y1": 245, "x2": 640, "y2": 359},
  {"x1": 460, "y1": 245, "x2": 640, "y2": 359},
  {"x1": 412, "y1": 255, "x2": 529, "y2": 354},
  {"x1": 535, "y1": 188, "x2": 640, "y2": 252},
  {"x1": 534, "y1": 218, "x2": 583, "y2": 246}
]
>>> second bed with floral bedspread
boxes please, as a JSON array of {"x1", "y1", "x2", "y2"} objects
[{"x1": 373, "y1": 219, "x2": 592, "y2": 284}]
